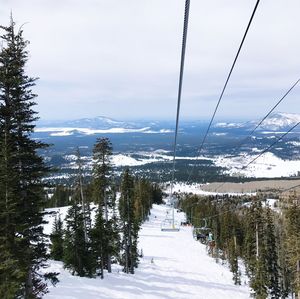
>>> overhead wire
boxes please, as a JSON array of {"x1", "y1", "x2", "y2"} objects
[
  {"x1": 237, "y1": 79, "x2": 300, "y2": 149},
  {"x1": 170, "y1": 0, "x2": 190, "y2": 197},
  {"x1": 186, "y1": 0, "x2": 261, "y2": 183},
  {"x1": 213, "y1": 121, "x2": 300, "y2": 192},
  {"x1": 198, "y1": 78, "x2": 300, "y2": 186}
]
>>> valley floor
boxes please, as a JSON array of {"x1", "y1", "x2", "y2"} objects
[{"x1": 45, "y1": 204, "x2": 251, "y2": 299}]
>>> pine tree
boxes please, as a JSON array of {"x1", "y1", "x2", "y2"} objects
[
  {"x1": 63, "y1": 203, "x2": 93, "y2": 277},
  {"x1": 50, "y1": 214, "x2": 64, "y2": 261},
  {"x1": 284, "y1": 203, "x2": 300, "y2": 297},
  {"x1": 92, "y1": 137, "x2": 114, "y2": 273},
  {"x1": 244, "y1": 199, "x2": 268, "y2": 299},
  {"x1": 75, "y1": 148, "x2": 89, "y2": 242},
  {"x1": 90, "y1": 210, "x2": 106, "y2": 279},
  {"x1": 264, "y1": 206, "x2": 280, "y2": 298},
  {"x1": 119, "y1": 168, "x2": 139, "y2": 274},
  {"x1": 47, "y1": 185, "x2": 71, "y2": 208},
  {"x1": 0, "y1": 17, "x2": 57, "y2": 297}
]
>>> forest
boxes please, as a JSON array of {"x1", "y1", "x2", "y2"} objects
[{"x1": 180, "y1": 193, "x2": 300, "y2": 298}]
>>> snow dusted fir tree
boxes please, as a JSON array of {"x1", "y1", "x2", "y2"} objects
[{"x1": 0, "y1": 17, "x2": 57, "y2": 297}]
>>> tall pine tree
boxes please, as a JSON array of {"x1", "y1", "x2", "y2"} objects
[
  {"x1": 0, "y1": 17, "x2": 57, "y2": 298},
  {"x1": 119, "y1": 168, "x2": 139, "y2": 274},
  {"x1": 92, "y1": 138, "x2": 115, "y2": 273}
]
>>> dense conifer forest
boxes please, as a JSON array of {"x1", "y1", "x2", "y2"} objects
[{"x1": 180, "y1": 193, "x2": 300, "y2": 298}]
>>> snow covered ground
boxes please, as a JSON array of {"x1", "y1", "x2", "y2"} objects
[
  {"x1": 35, "y1": 127, "x2": 172, "y2": 136},
  {"x1": 44, "y1": 204, "x2": 251, "y2": 299},
  {"x1": 63, "y1": 150, "x2": 300, "y2": 178},
  {"x1": 214, "y1": 152, "x2": 300, "y2": 178}
]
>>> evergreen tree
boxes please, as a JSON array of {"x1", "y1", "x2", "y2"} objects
[
  {"x1": 0, "y1": 17, "x2": 57, "y2": 297},
  {"x1": 92, "y1": 137, "x2": 114, "y2": 273},
  {"x1": 63, "y1": 203, "x2": 93, "y2": 277},
  {"x1": 244, "y1": 199, "x2": 269, "y2": 299},
  {"x1": 47, "y1": 185, "x2": 71, "y2": 208},
  {"x1": 90, "y1": 210, "x2": 106, "y2": 279},
  {"x1": 264, "y1": 206, "x2": 280, "y2": 298},
  {"x1": 119, "y1": 169, "x2": 139, "y2": 274},
  {"x1": 74, "y1": 148, "x2": 90, "y2": 242},
  {"x1": 284, "y1": 203, "x2": 300, "y2": 297},
  {"x1": 50, "y1": 214, "x2": 64, "y2": 261}
]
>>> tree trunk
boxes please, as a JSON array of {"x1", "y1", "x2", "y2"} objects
[
  {"x1": 104, "y1": 192, "x2": 112, "y2": 273},
  {"x1": 25, "y1": 268, "x2": 33, "y2": 298}
]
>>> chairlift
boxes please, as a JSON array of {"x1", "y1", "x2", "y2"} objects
[
  {"x1": 161, "y1": 218, "x2": 180, "y2": 232},
  {"x1": 161, "y1": 197, "x2": 180, "y2": 232},
  {"x1": 192, "y1": 218, "x2": 211, "y2": 244}
]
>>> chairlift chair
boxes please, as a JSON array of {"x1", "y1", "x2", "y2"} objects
[
  {"x1": 161, "y1": 199, "x2": 180, "y2": 232},
  {"x1": 193, "y1": 218, "x2": 211, "y2": 244}
]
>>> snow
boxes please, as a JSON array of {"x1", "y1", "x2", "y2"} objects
[
  {"x1": 164, "y1": 182, "x2": 255, "y2": 196},
  {"x1": 259, "y1": 112, "x2": 300, "y2": 130},
  {"x1": 214, "y1": 152, "x2": 300, "y2": 178},
  {"x1": 214, "y1": 122, "x2": 244, "y2": 128},
  {"x1": 214, "y1": 112, "x2": 300, "y2": 131},
  {"x1": 35, "y1": 127, "x2": 173, "y2": 136},
  {"x1": 287, "y1": 141, "x2": 300, "y2": 146},
  {"x1": 44, "y1": 204, "x2": 251, "y2": 299},
  {"x1": 111, "y1": 153, "x2": 211, "y2": 167}
]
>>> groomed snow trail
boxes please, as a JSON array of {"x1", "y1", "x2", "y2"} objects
[{"x1": 45, "y1": 204, "x2": 251, "y2": 299}]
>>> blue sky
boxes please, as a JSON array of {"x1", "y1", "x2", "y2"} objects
[{"x1": 0, "y1": 0, "x2": 299, "y2": 122}]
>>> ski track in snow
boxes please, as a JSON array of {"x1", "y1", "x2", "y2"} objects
[{"x1": 44, "y1": 204, "x2": 250, "y2": 299}]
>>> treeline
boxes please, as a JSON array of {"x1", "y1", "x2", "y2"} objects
[
  {"x1": 49, "y1": 138, "x2": 162, "y2": 278},
  {"x1": 180, "y1": 194, "x2": 300, "y2": 298}
]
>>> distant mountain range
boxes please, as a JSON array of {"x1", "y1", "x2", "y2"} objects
[
  {"x1": 37, "y1": 112, "x2": 300, "y2": 135},
  {"x1": 37, "y1": 116, "x2": 138, "y2": 129}
]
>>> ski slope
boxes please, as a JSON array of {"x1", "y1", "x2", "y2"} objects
[{"x1": 45, "y1": 204, "x2": 251, "y2": 299}]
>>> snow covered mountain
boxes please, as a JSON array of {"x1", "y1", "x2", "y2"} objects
[
  {"x1": 215, "y1": 112, "x2": 300, "y2": 131},
  {"x1": 258, "y1": 112, "x2": 300, "y2": 130},
  {"x1": 38, "y1": 116, "x2": 137, "y2": 129}
]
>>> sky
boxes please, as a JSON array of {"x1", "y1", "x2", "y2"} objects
[{"x1": 0, "y1": 0, "x2": 299, "y2": 122}]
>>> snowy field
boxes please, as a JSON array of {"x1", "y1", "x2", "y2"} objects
[
  {"x1": 213, "y1": 152, "x2": 300, "y2": 178},
  {"x1": 64, "y1": 150, "x2": 300, "y2": 178},
  {"x1": 44, "y1": 204, "x2": 251, "y2": 299}
]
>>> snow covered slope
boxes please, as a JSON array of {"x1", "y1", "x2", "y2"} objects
[
  {"x1": 214, "y1": 152, "x2": 300, "y2": 178},
  {"x1": 44, "y1": 205, "x2": 250, "y2": 299}
]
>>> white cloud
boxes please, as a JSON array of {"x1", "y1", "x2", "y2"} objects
[{"x1": 0, "y1": 0, "x2": 299, "y2": 121}]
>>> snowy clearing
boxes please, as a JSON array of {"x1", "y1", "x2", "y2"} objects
[
  {"x1": 214, "y1": 152, "x2": 300, "y2": 178},
  {"x1": 44, "y1": 204, "x2": 251, "y2": 299}
]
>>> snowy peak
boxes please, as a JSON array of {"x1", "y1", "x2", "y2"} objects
[
  {"x1": 37, "y1": 116, "x2": 138, "y2": 130},
  {"x1": 259, "y1": 112, "x2": 300, "y2": 130},
  {"x1": 214, "y1": 112, "x2": 300, "y2": 131}
]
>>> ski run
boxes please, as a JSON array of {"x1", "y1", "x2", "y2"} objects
[{"x1": 44, "y1": 204, "x2": 251, "y2": 299}]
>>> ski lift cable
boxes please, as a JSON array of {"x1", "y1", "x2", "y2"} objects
[
  {"x1": 214, "y1": 121, "x2": 300, "y2": 192},
  {"x1": 185, "y1": 0, "x2": 261, "y2": 184},
  {"x1": 243, "y1": 122, "x2": 300, "y2": 169},
  {"x1": 170, "y1": 0, "x2": 190, "y2": 197},
  {"x1": 241, "y1": 78, "x2": 300, "y2": 144},
  {"x1": 198, "y1": 78, "x2": 300, "y2": 186},
  {"x1": 160, "y1": 0, "x2": 190, "y2": 232}
]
